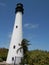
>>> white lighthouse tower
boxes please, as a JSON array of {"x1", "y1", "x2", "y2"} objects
[{"x1": 6, "y1": 3, "x2": 24, "y2": 64}]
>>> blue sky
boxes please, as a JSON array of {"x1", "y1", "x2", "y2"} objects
[{"x1": 0, "y1": 0, "x2": 49, "y2": 51}]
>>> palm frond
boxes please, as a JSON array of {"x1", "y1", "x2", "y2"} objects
[{"x1": 17, "y1": 47, "x2": 22, "y2": 53}]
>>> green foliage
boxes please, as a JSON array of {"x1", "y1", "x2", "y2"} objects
[
  {"x1": 0, "y1": 48, "x2": 49, "y2": 65},
  {"x1": 28, "y1": 50, "x2": 49, "y2": 65},
  {"x1": 0, "y1": 48, "x2": 8, "y2": 61},
  {"x1": 0, "y1": 58, "x2": 3, "y2": 62}
]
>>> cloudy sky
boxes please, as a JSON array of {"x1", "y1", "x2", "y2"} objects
[{"x1": 0, "y1": 0, "x2": 49, "y2": 51}]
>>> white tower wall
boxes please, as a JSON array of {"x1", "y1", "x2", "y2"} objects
[{"x1": 6, "y1": 3, "x2": 24, "y2": 64}]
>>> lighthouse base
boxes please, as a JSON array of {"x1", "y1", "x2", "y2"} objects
[{"x1": 6, "y1": 57, "x2": 23, "y2": 65}]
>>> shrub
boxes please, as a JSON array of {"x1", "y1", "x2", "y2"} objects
[{"x1": 0, "y1": 58, "x2": 3, "y2": 62}]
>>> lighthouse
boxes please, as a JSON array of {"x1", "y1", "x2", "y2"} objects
[{"x1": 6, "y1": 3, "x2": 24, "y2": 64}]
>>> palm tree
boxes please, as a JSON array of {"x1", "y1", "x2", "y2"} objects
[{"x1": 17, "y1": 39, "x2": 30, "y2": 64}]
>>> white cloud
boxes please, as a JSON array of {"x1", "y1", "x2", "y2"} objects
[
  {"x1": 31, "y1": 24, "x2": 39, "y2": 28},
  {"x1": 24, "y1": 23, "x2": 39, "y2": 29},
  {"x1": 0, "y1": 2, "x2": 6, "y2": 7},
  {"x1": 24, "y1": 23, "x2": 30, "y2": 27}
]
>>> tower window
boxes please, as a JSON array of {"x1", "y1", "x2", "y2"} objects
[
  {"x1": 12, "y1": 57, "x2": 14, "y2": 61},
  {"x1": 16, "y1": 26, "x2": 18, "y2": 28},
  {"x1": 13, "y1": 45, "x2": 16, "y2": 49}
]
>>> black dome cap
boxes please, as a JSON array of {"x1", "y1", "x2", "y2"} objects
[{"x1": 15, "y1": 3, "x2": 24, "y2": 14}]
